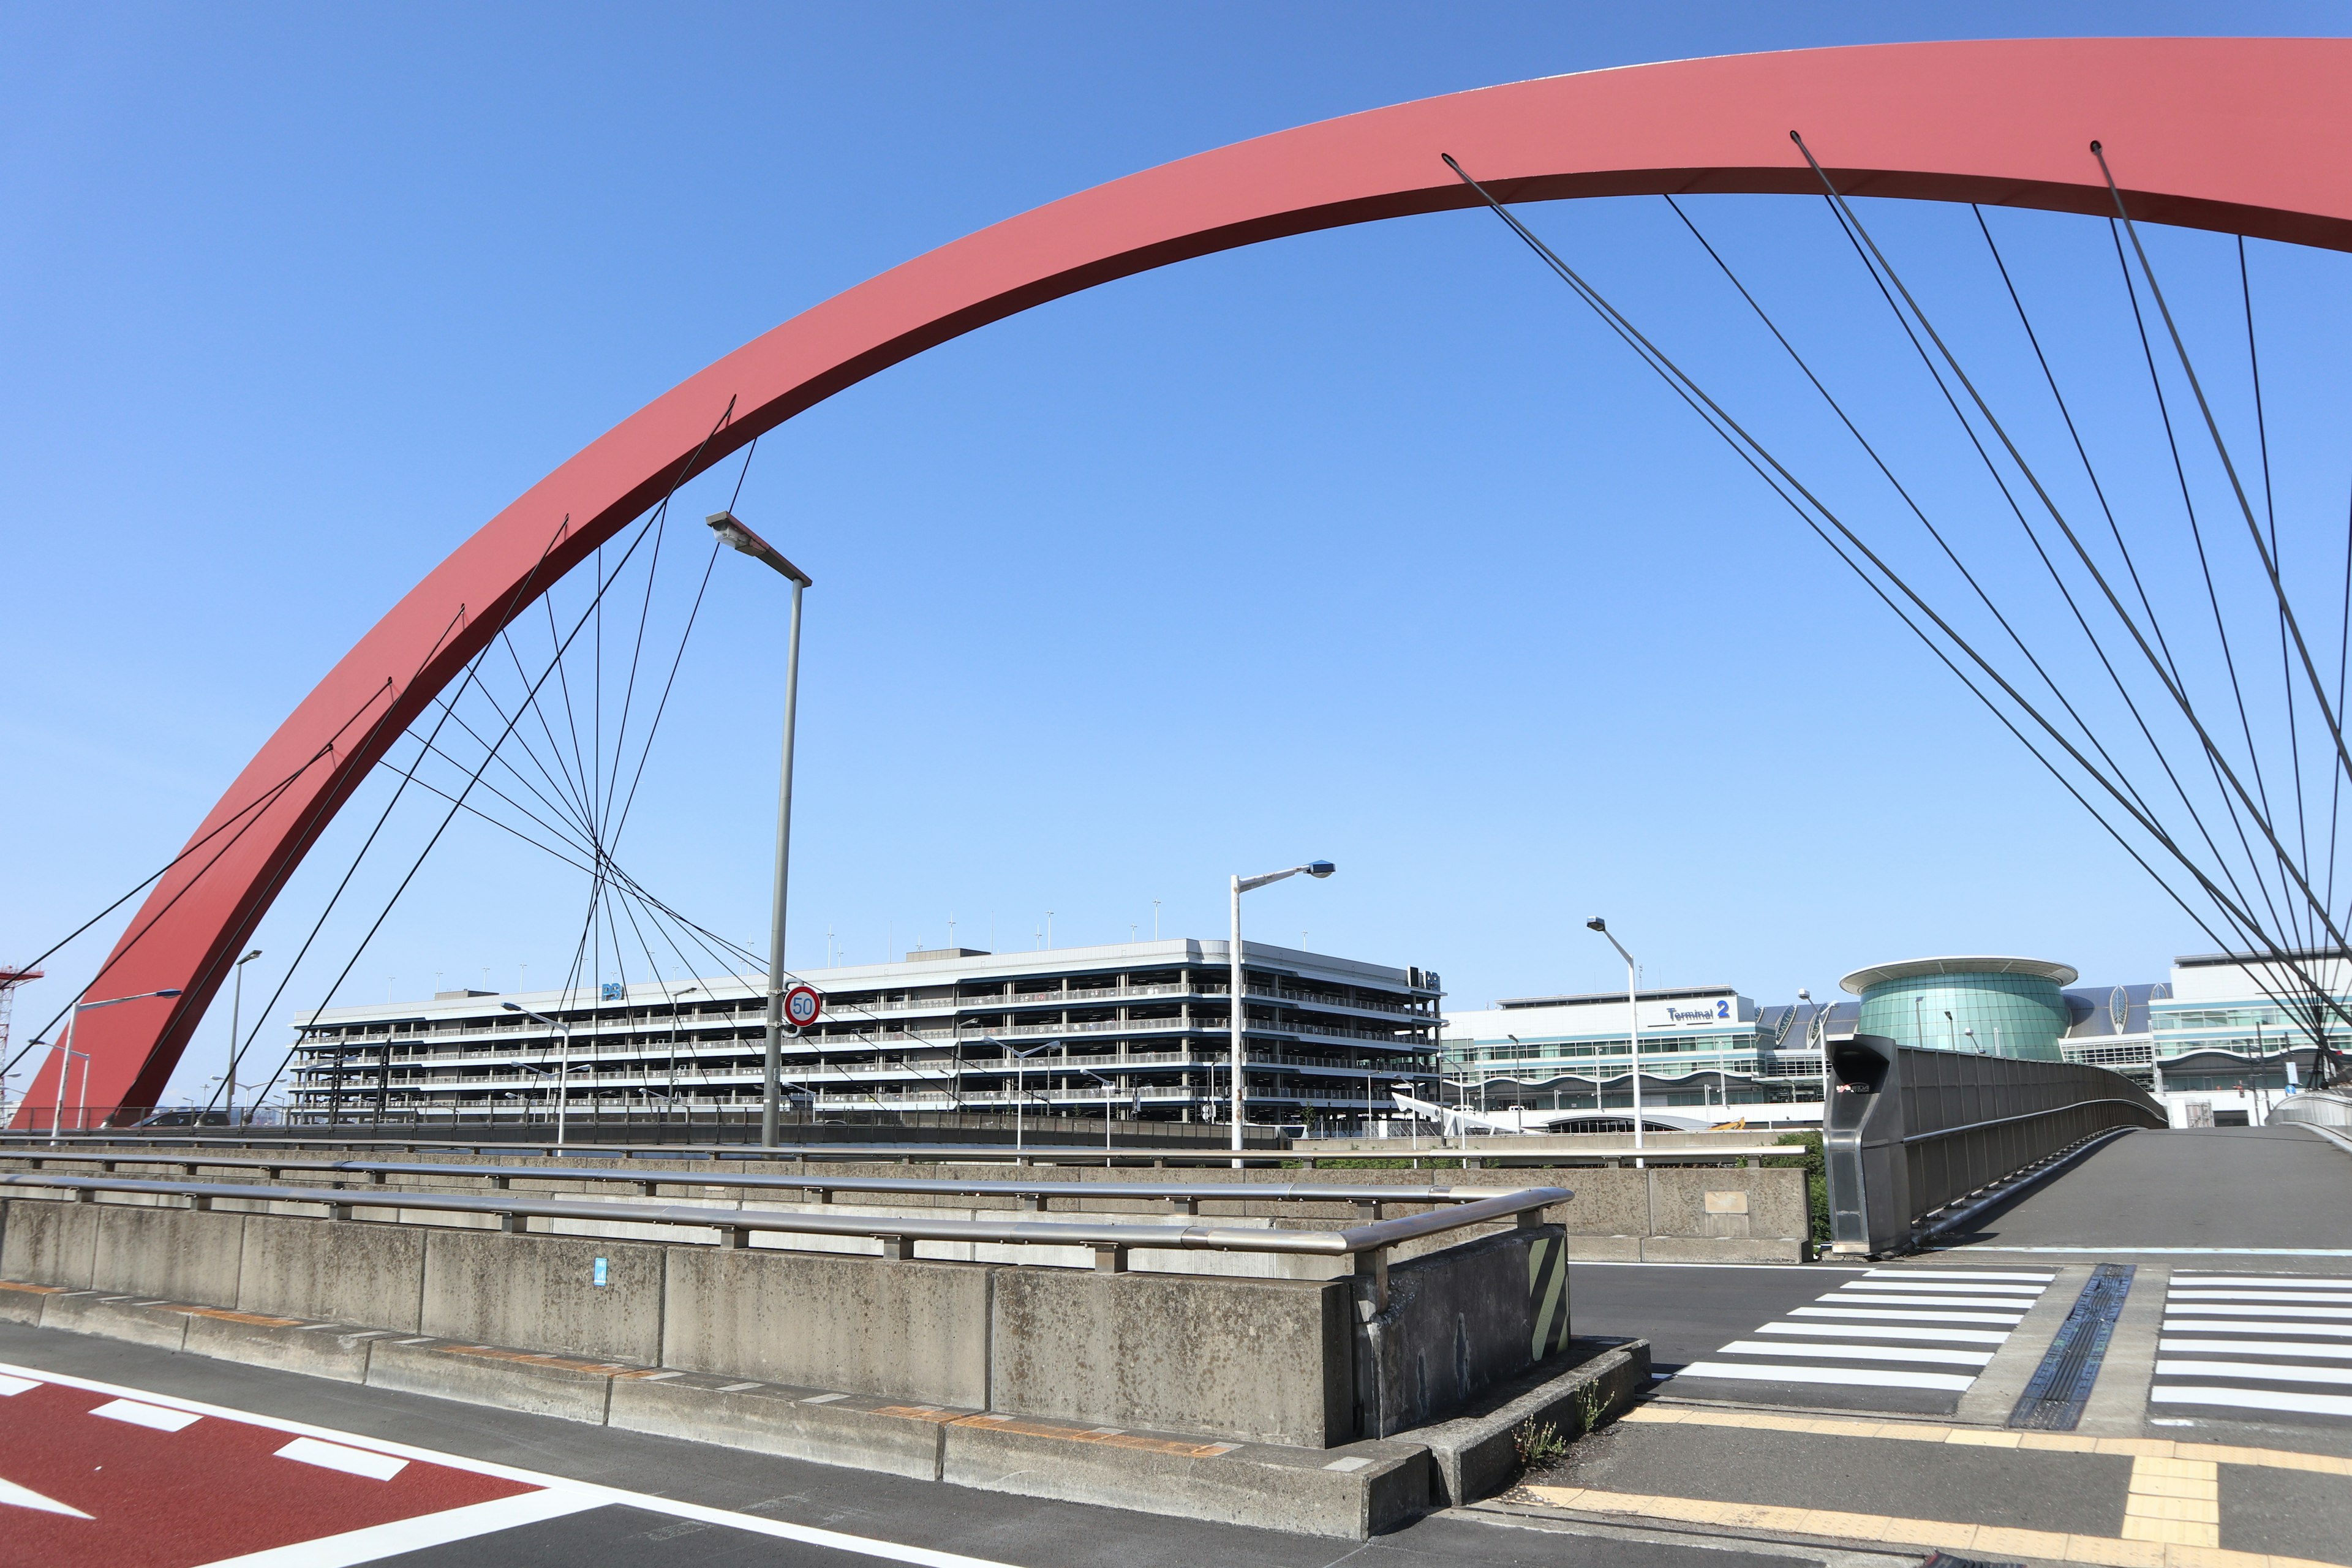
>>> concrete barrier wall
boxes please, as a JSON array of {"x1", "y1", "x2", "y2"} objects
[{"x1": 0, "y1": 1193, "x2": 1567, "y2": 1447}]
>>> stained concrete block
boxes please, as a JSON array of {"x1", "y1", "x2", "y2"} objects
[
  {"x1": 420, "y1": 1230, "x2": 663, "y2": 1366},
  {"x1": 1643, "y1": 1166, "x2": 1806, "y2": 1240},
  {"x1": 661, "y1": 1248, "x2": 989, "y2": 1409},
  {"x1": 39, "y1": 1291, "x2": 191, "y2": 1351},
  {"x1": 939, "y1": 1416, "x2": 1430, "y2": 1540},
  {"x1": 181, "y1": 1310, "x2": 382, "y2": 1382},
  {"x1": 91, "y1": 1204, "x2": 245, "y2": 1305},
  {"x1": 990, "y1": 1265, "x2": 1350, "y2": 1448},
  {"x1": 1637, "y1": 1235, "x2": 1805, "y2": 1264},
  {"x1": 238, "y1": 1213, "x2": 428, "y2": 1330},
  {"x1": 1414, "y1": 1337, "x2": 1651, "y2": 1506},
  {"x1": 608, "y1": 1376, "x2": 961, "y2": 1479},
  {"x1": 1562, "y1": 1235, "x2": 1643, "y2": 1261},
  {"x1": 0, "y1": 1280, "x2": 62, "y2": 1325},
  {"x1": 1355, "y1": 1227, "x2": 1571, "y2": 1442},
  {"x1": 364, "y1": 1335, "x2": 620, "y2": 1423},
  {"x1": 0, "y1": 1198, "x2": 100, "y2": 1289}
]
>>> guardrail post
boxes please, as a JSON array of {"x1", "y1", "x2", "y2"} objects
[
  {"x1": 880, "y1": 1235, "x2": 917, "y2": 1261},
  {"x1": 1354, "y1": 1199, "x2": 1384, "y2": 1221},
  {"x1": 71, "y1": 1188, "x2": 95, "y2": 1204},
  {"x1": 490, "y1": 1174, "x2": 511, "y2": 1189},
  {"x1": 722, "y1": 1226, "x2": 751, "y2": 1249},
  {"x1": 1091, "y1": 1243, "x2": 1128, "y2": 1274},
  {"x1": 1354, "y1": 1246, "x2": 1388, "y2": 1310},
  {"x1": 1021, "y1": 1194, "x2": 1049, "y2": 1212},
  {"x1": 189, "y1": 1194, "x2": 213, "y2": 1211},
  {"x1": 499, "y1": 1211, "x2": 528, "y2": 1234},
  {"x1": 330, "y1": 1202, "x2": 355, "y2": 1222}
]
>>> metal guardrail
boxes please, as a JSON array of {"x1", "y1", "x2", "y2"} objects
[
  {"x1": 0, "y1": 1150, "x2": 1520, "y2": 1213},
  {"x1": 1824, "y1": 1035, "x2": 2167, "y2": 1256},
  {"x1": 0, "y1": 1170, "x2": 1567, "y2": 1287},
  {"x1": 0, "y1": 1132, "x2": 1775, "y2": 1167}
]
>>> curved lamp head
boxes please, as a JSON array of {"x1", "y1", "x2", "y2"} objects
[
  {"x1": 1585, "y1": 917, "x2": 1606, "y2": 933},
  {"x1": 1305, "y1": 861, "x2": 1335, "y2": 879},
  {"x1": 706, "y1": 511, "x2": 812, "y2": 587}
]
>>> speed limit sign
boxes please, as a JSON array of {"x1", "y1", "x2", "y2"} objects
[{"x1": 783, "y1": 984, "x2": 823, "y2": 1028}]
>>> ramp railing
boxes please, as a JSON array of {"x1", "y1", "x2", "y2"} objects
[{"x1": 1823, "y1": 1033, "x2": 2166, "y2": 1256}]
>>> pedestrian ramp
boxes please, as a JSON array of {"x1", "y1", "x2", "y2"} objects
[
  {"x1": 2152, "y1": 1271, "x2": 2352, "y2": 1428},
  {"x1": 1663, "y1": 1266, "x2": 2054, "y2": 1413}
]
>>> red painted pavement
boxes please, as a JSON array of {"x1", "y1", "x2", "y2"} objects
[{"x1": 0, "y1": 1375, "x2": 536, "y2": 1567}]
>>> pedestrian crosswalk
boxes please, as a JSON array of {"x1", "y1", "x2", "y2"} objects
[
  {"x1": 1671, "y1": 1268, "x2": 2052, "y2": 1398},
  {"x1": 2151, "y1": 1272, "x2": 2352, "y2": 1424}
]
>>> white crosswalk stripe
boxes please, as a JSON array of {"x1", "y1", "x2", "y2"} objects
[
  {"x1": 1667, "y1": 1267, "x2": 2052, "y2": 1400},
  {"x1": 2150, "y1": 1272, "x2": 2352, "y2": 1425}
]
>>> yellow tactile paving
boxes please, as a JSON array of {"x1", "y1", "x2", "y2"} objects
[
  {"x1": 1518, "y1": 1487, "x2": 2344, "y2": 1568},
  {"x1": 1624, "y1": 1404, "x2": 2352, "y2": 1476},
  {"x1": 2124, "y1": 1456, "x2": 2220, "y2": 1548}
]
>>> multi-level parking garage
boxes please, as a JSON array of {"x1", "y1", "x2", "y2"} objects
[{"x1": 283, "y1": 939, "x2": 1443, "y2": 1131}]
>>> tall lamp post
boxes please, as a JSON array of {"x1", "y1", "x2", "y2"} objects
[
  {"x1": 500, "y1": 1001, "x2": 576, "y2": 1145},
  {"x1": 1585, "y1": 918, "x2": 1645, "y2": 1166},
  {"x1": 1229, "y1": 861, "x2": 1335, "y2": 1166},
  {"x1": 708, "y1": 510, "x2": 813, "y2": 1151},
  {"x1": 225, "y1": 948, "x2": 262, "y2": 1128},
  {"x1": 53, "y1": 987, "x2": 183, "y2": 1140}
]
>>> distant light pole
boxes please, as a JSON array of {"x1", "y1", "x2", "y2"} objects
[
  {"x1": 500, "y1": 1001, "x2": 576, "y2": 1145},
  {"x1": 226, "y1": 949, "x2": 262, "y2": 1128},
  {"x1": 1945, "y1": 1010, "x2": 1959, "y2": 1055},
  {"x1": 1586, "y1": 918, "x2": 1645, "y2": 1165},
  {"x1": 56, "y1": 987, "x2": 183, "y2": 1140},
  {"x1": 1005, "y1": 1040, "x2": 1057, "y2": 1159},
  {"x1": 1079, "y1": 1066, "x2": 1118, "y2": 1161},
  {"x1": 1230, "y1": 861, "x2": 1335, "y2": 1166},
  {"x1": 707, "y1": 510, "x2": 813, "y2": 1152}
]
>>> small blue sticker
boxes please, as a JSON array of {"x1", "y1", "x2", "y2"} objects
[{"x1": 593, "y1": 1257, "x2": 608, "y2": 1287}]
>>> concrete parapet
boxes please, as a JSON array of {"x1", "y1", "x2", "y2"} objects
[
  {"x1": 0, "y1": 1197, "x2": 99, "y2": 1289},
  {"x1": 420, "y1": 1230, "x2": 664, "y2": 1366},
  {"x1": 91, "y1": 1205, "x2": 246, "y2": 1305},
  {"x1": 1354, "y1": 1227, "x2": 1573, "y2": 1439},
  {"x1": 990, "y1": 1267, "x2": 1350, "y2": 1447},
  {"x1": 38, "y1": 1291, "x2": 193, "y2": 1351},
  {"x1": 180, "y1": 1308, "x2": 380, "y2": 1382},
  {"x1": 1412, "y1": 1337, "x2": 1651, "y2": 1507},
  {"x1": 661, "y1": 1246, "x2": 990, "y2": 1408},
  {"x1": 238, "y1": 1212, "x2": 428, "y2": 1329}
]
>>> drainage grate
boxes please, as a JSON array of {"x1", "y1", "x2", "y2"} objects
[{"x1": 2008, "y1": 1263, "x2": 2135, "y2": 1430}]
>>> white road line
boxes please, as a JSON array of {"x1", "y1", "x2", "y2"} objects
[
  {"x1": 2168, "y1": 1291, "x2": 2352, "y2": 1305},
  {"x1": 2150, "y1": 1385, "x2": 2352, "y2": 1419},
  {"x1": 1792, "y1": 1307, "x2": 2024, "y2": 1325},
  {"x1": 0, "y1": 1374, "x2": 37, "y2": 1397},
  {"x1": 2158, "y1": 1303, "x2": 2352, "y2": 1321},
  {"x1": 91, "y1": 1397, "x2": 201, "y2": 1433},
  {"x1": 2158, "y1": 1339, "x2": 2352, "y2": 1359},
  {"x1": 0, "y1": 1473, "x2": 92, "y2": 1520},
  {"x1": 2, "y1": 1360, "x2": 1027, "y2": 1568},
  {"x1": 2173, "y1": 1275, "x2": 2352, "y2": 1288},
  {"x1": 1829, "y1": 1293, "x2": 2042, "y2": 1309},
  {"x1": 1676, "y1": 1362, "x2": 1975, "y2": 1392},
  {"x1": 274, "y1": 1436, "x2": 409, "y2": 1480},
  {"x1": 2164, "y1": 1319, "x2": 2352, "y2": 1337},
  {"x1": 1716, "y1": 1340, "x2": 1992, "y2": 1367},
  {"x1": 1866, "y1": 1270, "x2": 2055, "y2": 1282},
  {"x1": 1840, "y1": 1281, "x2": 2046, "y2": 1296},
  {"x1": 193, "y1": 1490, "x2": 598, "y2": 1568},
  {"x1": 2155, "y1": 1360, "x2": 2352, "y2": 1387},
  {"x1": 1754, "y1": 1321, "x2": 2011, "y2": 1346}
]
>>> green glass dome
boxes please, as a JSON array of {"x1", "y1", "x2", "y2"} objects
[{"x1": 1839, "y1": 956, "x2": 2078, "y2": 1061}]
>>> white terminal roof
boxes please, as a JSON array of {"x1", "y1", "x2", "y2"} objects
[{"x1": 1838, "y1": 956, "x2": 2079, "y2": 996}]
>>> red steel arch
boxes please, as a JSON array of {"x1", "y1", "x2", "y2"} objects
[{"x1": 32, "y1": 36, "x2": 2352, "y2": 1125}]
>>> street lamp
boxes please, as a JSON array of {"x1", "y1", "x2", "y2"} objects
[
  {"x1": 1078, "y1": 1066, "x2": 1120, "y2": 1162},
  {"x1": 707, "y1": 509, "x2": 813, "y2": 1152},
  {"x1": 54, "y1": 988, "x2": 183, "y2": 1140},
  {"x1": 226, "y1": 949, "x2": 262, "y2": 1129},
  {"x1": 1585, "y1": 918, "x2": 1646, "y2": 1165},
  {"x1": 1229, "y1": 861, "x2": 1335, "y2": 1166},
  {"x1": 500, "y1": 1001, "x2": 578, "y2": 1145}
]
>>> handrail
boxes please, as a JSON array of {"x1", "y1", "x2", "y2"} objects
[
  {"x1": 1899, "y1": 1099, "x2": 2168, "y2": 1145},
  {"x1": 0, "y1": 1171, "x2": 1567, "y2": 1259},
  {"x1": 0, "y1": 1150, "x2": 1506, "y2": 1207}
]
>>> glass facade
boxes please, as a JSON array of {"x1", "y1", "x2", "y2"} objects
[{"x1": 1854, "y1": 971, "x2": 2069, "y2": 1060}]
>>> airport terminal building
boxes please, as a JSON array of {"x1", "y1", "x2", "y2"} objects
[
  {"x1": 1438, "y1": 949, "x2": 2350, "y2": 1131},
  {"x1": 284, "y1": 940, "x2": 1444, "y2": 1132}
]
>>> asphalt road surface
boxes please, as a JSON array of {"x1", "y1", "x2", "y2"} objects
[{"x1": 0, "y1": 1311, "x2": 1822, "y2": 1568}]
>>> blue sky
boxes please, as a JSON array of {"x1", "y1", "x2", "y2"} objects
[{"x1": 7, "y1": 3, "x2": 2352, "y2": 1107}]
